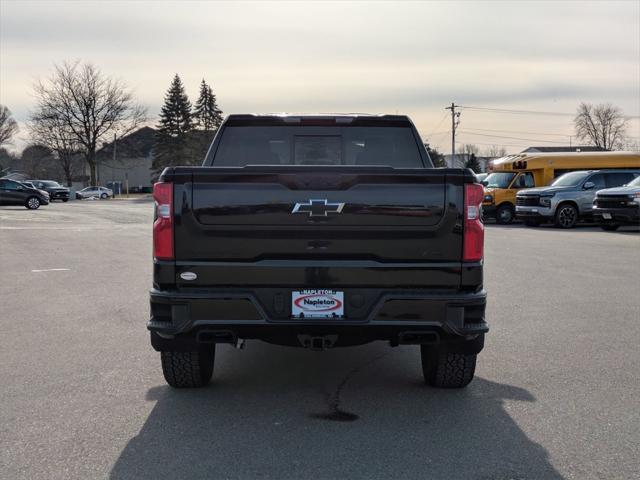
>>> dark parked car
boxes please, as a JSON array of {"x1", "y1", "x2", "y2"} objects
[
  {"x1": 0, "y1": 178, "x2": 50, "y2": 209},
  {"x1": 592, "y1": 175, "x2": 640, "y2": 230},
  {"x1": 149, "y1": 114, "x2": 487, "y2": 389},
  {"x1": 26, "y1": 180, "x2": 70, "y2": 202}
]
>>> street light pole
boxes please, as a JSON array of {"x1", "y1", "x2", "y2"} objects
[{"x1": 112, "y1": 133, "x2": 117, "y2": 196}]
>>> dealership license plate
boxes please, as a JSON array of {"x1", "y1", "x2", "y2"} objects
[
  {"x1": 292, "y1": 290, "x2": 344, "y2": 318},
  {"x1": 602, "y1": 213, "x2": 612, "y2": 219}
]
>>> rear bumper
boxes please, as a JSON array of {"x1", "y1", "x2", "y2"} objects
[
  {"x1": 592, "y1": 206, "x2": 640, "y2": 225},
  {"x1": 148, "y1": 288, "x2": 488, "y2": 349}
]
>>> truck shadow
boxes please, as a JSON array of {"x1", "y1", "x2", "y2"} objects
[{"x1": 110, "y1": 343, "x2": 563, "y2": 480}]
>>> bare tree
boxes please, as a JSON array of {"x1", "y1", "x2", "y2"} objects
[
  {"x1": 20, "y1": 144, "x2": 58, "y2": 179},
  {"x1": 574, "y1": 103, "x2": 628, "y2": 150},
  {"x1": 461, "y1": 144, "x2": 479, "y2": 156},
  {"x1": 0, "y1": 148, "x2": 19, "y2": 175},
  {"x1": 484, "y1": 145, "x2": 507, "y2": 158},
  {"x1": 0, "y1": 105, "x2": 19, "y2": 147},
  {"x1": 31, "y1": 61, "x2": 147, "y2": 185},
  {"x1": 623, "y1": 139, "x2": 640, "y2": 152},
  {"x1": 28, "y1": 113, "x2": 81, "y2": 186}
]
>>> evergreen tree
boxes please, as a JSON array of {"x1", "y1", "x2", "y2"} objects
[
  {"x1": 190, "y1": 79, "x2": 224, "y2": 163},
  {"x1": 153, "y1": 74, "x2": 193, "y2": 175},
  {"x1": 464, "y1": 153, "x2": 482, "y2": 173},
  {"x1": 426, "y1": 145, "x2": 447, "y2": 167},
  {"x1": 193, "y1": 79, "x2": 223, "y2": 131}
]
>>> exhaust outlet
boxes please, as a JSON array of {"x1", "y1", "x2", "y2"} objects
[
  {"x1": 398, "y1": 331, "x2": 440, "y2": 345},
  {"x1": 197, "y1": 330, "x2": 237, "y2": 344}
]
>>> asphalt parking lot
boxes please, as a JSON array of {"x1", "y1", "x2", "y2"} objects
[{"x1": 1, "y1": 200, "x2": 639, "y2": 480}]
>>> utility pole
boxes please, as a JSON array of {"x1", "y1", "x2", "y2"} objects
[{"x1": 445, "y1": 103, "x2": 461, "y2": 167}]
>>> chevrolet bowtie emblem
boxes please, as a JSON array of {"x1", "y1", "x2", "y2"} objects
[{"x1": 292, "y1": 199, "x2": 345, "y2": 217}]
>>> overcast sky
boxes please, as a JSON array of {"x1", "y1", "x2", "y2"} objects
[{"x1": 1, "y1": 0, "x2": 639, "y2": 154}]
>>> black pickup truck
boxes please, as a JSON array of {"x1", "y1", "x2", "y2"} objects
[{"x1": 149, "y1": 114, "x2": 487, "y2": 389}]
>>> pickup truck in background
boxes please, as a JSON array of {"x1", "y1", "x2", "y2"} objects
[
  {"x1": 592, "y1": 175, "x2": 640, "y2": 231},
  {"x1": 148, "y1": 114, "x2": 487, "y2": 389}
]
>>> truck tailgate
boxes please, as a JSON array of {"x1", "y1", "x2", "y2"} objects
[{"x1": 171, "y1": 167, "x2": 464, "y2": 272}]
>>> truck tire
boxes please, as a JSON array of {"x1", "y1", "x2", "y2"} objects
[
  {"x1": 421, "y1": 345, "x2": 476, "y2": 388},
  {"x1": 25, "y1": 197, "x2": 41, "y2": 210},
  {"x1": 496, "y1": 204, "x2": 514, "y2": 224},
  {"x1": 161, "y1": 346, "x2": 215, "y2": 388},
  {"x1": 554, "y1": 203, "x2": 578, "y2": 228}
]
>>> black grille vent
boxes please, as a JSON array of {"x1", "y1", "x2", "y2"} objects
[
  {"x1": 516, "y1": 196, "x2": 539, "y2": 206},
  {"x1": 596, "y1": 196, "x2": 631, "y2": 209}
]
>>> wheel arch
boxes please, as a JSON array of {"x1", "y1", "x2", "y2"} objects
[
  {"x1": 555, "y1": 199, "x2": 580, "y2": 215},
  {"x1": 497, "y1": 201, "x2": 515, "y2": 211}
]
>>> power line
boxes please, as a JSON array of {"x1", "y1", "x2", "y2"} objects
[
  {"x1": 462, "y1": 127, "x2": 573, "y2": 137},
  {"x1": 457, "y1": 130, "x2": 566, "y2": 144},
  {"x1": 456, "y1": 140, "x2": 531, "y2": 148},
  {"x1": 462, "y1": 126, "x2": 639, "y2": 141},
  {"x1": 460, "y1": 105, "x2": 574, "y2": 117},
  {"x1": 425, "y1": 112, "x2": 449, "y2": 137},
  {"x1": 460, "y1": 105, "x2": 640, "y2": 120},
  {"x1": 423, "y1": 130, "x2": 450, "y2": 137}
]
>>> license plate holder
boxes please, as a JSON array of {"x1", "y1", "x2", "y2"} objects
[
  {"x1": 602, "y1": 213, "x2": 612, "y2": 219},
  {"x1": 292, "y1": 290, "x2": 344, "y2": 318}
]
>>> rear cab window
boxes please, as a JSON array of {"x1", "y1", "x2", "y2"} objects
[{"x1": 207, "y1": 116, "x2": 429, "y2": 168}]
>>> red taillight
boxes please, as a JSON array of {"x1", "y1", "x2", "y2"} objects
[
  {"x1": 463, "y1": 183, "x2": 484, "y2": 262},
  {"x1": 153, "y1": 182, "x2": 173, "y2": 260}
]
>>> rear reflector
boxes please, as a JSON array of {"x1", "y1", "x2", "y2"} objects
[
  {"x1": 153, "y1": 182, "x2": 173, "y2": 260},
  {"x1": 463, "y1": 183, "x2": 484, "y2": 262}
]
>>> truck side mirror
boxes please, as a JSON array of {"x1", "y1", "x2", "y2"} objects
[{"x1": 583, "y1": 181, "x2": 595, "y2": 190}]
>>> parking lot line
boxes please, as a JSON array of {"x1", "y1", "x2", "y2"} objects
[{"x1": 31, "y1": 268, "x2": 71, "y2": 272}]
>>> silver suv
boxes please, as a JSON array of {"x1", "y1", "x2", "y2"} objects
[{"x1": 516, "y1": 169, "x2": 640, "y2": 228}]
